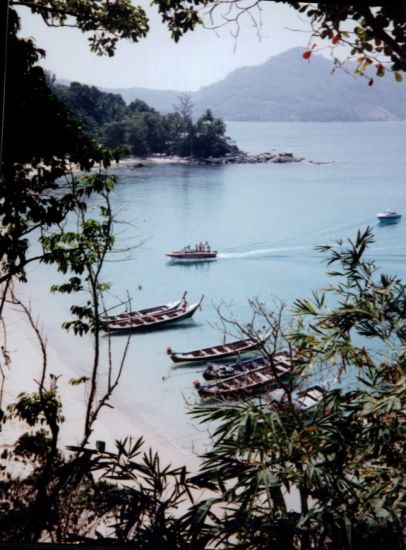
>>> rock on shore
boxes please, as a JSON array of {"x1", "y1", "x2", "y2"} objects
[
  {"x1": 196, "y1": 150, "x2": 304, "y2": 165},
  {"x1": 115, "y1": 150, "x2": 305, "y2": 169}
]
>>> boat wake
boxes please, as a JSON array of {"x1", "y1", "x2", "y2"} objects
[{"x1": 218, "y1": 245, "x2": 311, "y2": 259}]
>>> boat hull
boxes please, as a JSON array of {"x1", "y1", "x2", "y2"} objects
[
  {"x1": 196, "y1": 363, "x2": 290, "y2": 399},
  {"x1": 166, "y1": 251, "x2": 217, "y2": 260},
  {"x1": 202, "y1": 353, "x2": 289, "y2": 380},
  {"x1": 104, "y1": 302, "x2": 200, "y2": 333},
  {"x1": 377, "y1": 211, "x2": 402, "y2": 224},
  {"x1": 168, "y1": 336, "x2": 267, "y2": 364},
  {"x1": 377, "y1": 216, "x2": 401, "y2": 224},
  {"x1": 101, "y1": 298, "x2": 183, "y2": 324}
]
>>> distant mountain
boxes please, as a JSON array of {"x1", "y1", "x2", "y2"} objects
[
  {"x1": 192, "y1": 48, "x2": 406, "y2": 122},
  {"x1": 59, "y1": 48, "x2": 406, "y2": 122}
]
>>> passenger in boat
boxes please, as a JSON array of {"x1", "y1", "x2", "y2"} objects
[
  {"x1": 203, "y1": 364, "x2": 217, "y2": 380},
  {"x1": 205, "y1": 241, "x2": 210, "y2": 252},
  {"x1": 193, "y1": 380, "x2": 210, "y2": 396}
]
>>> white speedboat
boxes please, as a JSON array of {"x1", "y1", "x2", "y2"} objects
[
  {"x1": 377, "y1": 210, "x2": 402, "y2": 223},
  {"x1": 166, "y1": 243, "x2": 217, "y2": 261}
]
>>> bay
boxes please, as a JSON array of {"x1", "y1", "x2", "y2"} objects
[{"x1": 24, "y1": 121, "x2": 406, "y2": 459}]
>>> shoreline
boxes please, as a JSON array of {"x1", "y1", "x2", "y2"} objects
[
  {"x1": 1, "y1": 298, "x2": 299, "y2": 511},
  {"x1": 1, "y1": 299, "x2": 201, "y2": 473},
  {"x1": 112, "y1": 150, "x2": 305, "y2": 169}
]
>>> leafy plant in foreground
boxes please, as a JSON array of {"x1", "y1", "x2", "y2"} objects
[{"x1": 189, "y1": 227, "x2": 405, "y2": 549}]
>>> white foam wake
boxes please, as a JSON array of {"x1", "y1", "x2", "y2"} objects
[{"x1": 218, "y1": 245, "x2": 310, "y2": 259}]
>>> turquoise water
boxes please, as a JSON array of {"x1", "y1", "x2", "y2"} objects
[{"x1": 24, "y1": 122, "x2": 406, "y2": 457}]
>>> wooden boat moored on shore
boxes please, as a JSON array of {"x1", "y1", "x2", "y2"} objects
[
  {"x1": 101, "y1": 292, "x2": 187, "y2": 324},
  {"x1": 202, "y1": 353, "x2": 290, "y2": 380},
  {"x1": 104, "y1": 295, "x2": 203, "y2": 332},
  {"x1": 167, "y1": 333, "x2": 269, "y2": 364},
  {"x1": 194, "y1": 362, "x2": 290, "y2": 399},
  {"x1": 268, "y1": 377, "x2": 338, "y2": 410}
]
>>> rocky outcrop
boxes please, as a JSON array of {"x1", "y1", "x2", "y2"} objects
[
  {"x1": 197, "y1": 150, "x2": 304, "y2": 165},
  {"x1": 119, "y1": 151, "x2": 305, "y2": 169}
]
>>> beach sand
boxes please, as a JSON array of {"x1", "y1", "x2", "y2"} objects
[
  {"x1": 1, "y1": 295, "x2": 299, "y2": 513},
  {"x1": 1, "y1": 298, "x2": 201, "y2": 473},
  {"x1": 111, "y1": 155, "x2": 191, "y2": 169}
]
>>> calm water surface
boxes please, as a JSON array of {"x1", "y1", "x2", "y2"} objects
[{"x1": 25, "y1": 122, "x2": 406, "y2": 457}]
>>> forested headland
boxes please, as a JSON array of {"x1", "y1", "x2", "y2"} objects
[{"x1": 53, "y1": 81, "x2": 238, "y2": 160}]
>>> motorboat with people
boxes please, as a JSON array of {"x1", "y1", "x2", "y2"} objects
[
  {"x1": 166, "y1": 241, "x2": 217, "y2": 260},
  {"x1": 377, "y1": 210, "x2": 402, "y2": 223}
]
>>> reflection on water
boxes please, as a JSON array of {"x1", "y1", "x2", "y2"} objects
[
  {"x1": 102, "y1": 320, "x2": 200, "y2": 337},
  {"x1": 219, "y1": 245, "x2": 311, "y2": 259},
  {"x1": 166, "y1": 259, "x2": 217, "y2": 267}
]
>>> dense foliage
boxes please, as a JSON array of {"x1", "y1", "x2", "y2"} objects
[
  {"x1": 11, "y1": 0, "x2": 150, "y2": 56},
  {"x1": 297, "y1": 4, "x2": 406, "y2": 80},
  {"x1": 0, "y1": 8, "x2": 115, "y2": 308},
  {"x1": 188, "y1": 228, "x2": 405, "y2": 549},
  {"x1": 54, "y1": 81, "x2": 238, "y2": 159}
]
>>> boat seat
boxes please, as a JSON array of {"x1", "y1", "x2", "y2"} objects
[
  {"x1": 276, "y1": 358, "x2": 290, "y2": 367},
  {"x1": 257, "y1": 373, "x2": 269, "y2": 382}
]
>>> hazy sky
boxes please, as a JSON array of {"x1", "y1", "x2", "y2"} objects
[{"x1": 17, "y1": 1, "x2": 313, "y2": 91}]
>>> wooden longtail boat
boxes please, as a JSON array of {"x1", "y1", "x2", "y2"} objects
[
  {"x1": 269, "y1": 377, "x2": 338, "y2": 411},
  {"x1": 103, "y1": 296, "x2": 203, "y2": 332},
  {"x1": 202, "y1": 353, "x2": 290, "y2": 380},
  {"x1": 167, "y1": 333, "x2": 269, "y2": 364},
  {"x1": 193, "y1": 362, "x2": 290, "y2": 399},
  {"x1": 101, "y1": 292, "x2": 187, "y2": 324}
]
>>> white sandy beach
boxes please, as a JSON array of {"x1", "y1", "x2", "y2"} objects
[
  {"x1": 1, "y1": 297, "x2": 201, "y2": 473},
  {"x1": 1, "y1": 277, "x2": 300, "y2": 513},
  {"x1": 112, "y1": 154, "x2": 191, "y2": 168}
]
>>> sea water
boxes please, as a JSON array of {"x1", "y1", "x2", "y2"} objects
[{"x1": 21, "y1": 121, "x2": 406, "y2": 458}]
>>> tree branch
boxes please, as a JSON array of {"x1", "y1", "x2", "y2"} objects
[{"x1": 360, "y1": 6, "x2": 406, "y2": 67}]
